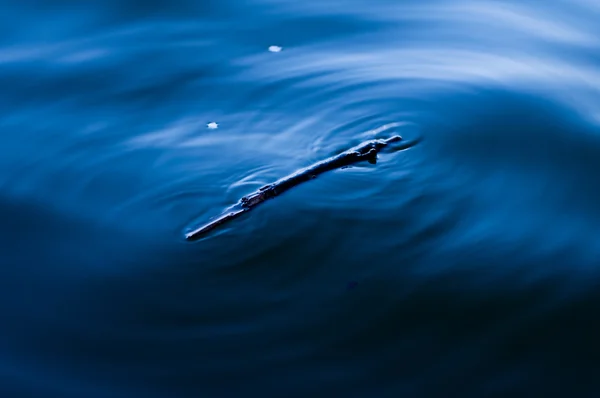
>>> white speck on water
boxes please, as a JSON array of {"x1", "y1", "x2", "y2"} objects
[
  {"x1": 207, "y1": 122, "x2": 218, "y2": 129},
  {"x1": 268, "y1": 45, "x2": 282, "y2": 53}
]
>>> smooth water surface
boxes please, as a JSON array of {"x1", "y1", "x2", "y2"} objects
[{"x1": 2, "y1": 1, "x2": 600, "y2": 396}]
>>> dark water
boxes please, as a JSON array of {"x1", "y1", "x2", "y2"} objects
[{"x1": 2, "y1": 1, "x2": 600, "y2": 396}]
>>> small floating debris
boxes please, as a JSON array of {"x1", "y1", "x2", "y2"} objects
[
  {"x1": 207, "y1": 122, "x2": 218, "y2": 129},
  {"x1": 268, "y1": 45, "x2": 282, "y2": 53}
]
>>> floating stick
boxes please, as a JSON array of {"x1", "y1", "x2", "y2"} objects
[{"x1": 185, "y1": 134, "x2": 416, "y2": 241}]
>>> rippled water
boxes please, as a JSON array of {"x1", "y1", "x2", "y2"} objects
[{"x1": 2, "y1": 1, "x2": 600, "y2": 396}]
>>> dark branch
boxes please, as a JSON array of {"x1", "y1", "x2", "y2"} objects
[{"x1": 185, "y1": 134, "x2": 410, "y2": 241}]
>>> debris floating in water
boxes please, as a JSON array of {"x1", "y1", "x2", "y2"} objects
[
  {"x1": 207, "y1": 122, "x2": 218, "y2": 129},
  {"x1": 184, "y1": 133, "x2": 424, "y2": 241},
  {"x1": 268, "y1": 45, "x2": 282, "y2": 53}
]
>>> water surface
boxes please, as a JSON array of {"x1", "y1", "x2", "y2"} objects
[{"x1": 2, "y1": 1, "x2": 600, "y2": 396}]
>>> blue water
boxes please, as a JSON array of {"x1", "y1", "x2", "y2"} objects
[{"x1": 2, "y1": 0, "x2": 600, "y2": 396}]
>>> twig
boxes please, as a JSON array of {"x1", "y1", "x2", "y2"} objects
[{"x1": 185, "y1": 134, "x2": 411, "y2": 241}]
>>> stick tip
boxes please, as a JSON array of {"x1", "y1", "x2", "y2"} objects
[
  {"x1": 386, "y1": 135, "x2": 403, "y2": 143},
  {"x1": 184, "y1": 231, "x2": 197, "y2": 241}
]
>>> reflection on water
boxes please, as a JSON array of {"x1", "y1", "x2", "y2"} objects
[{"x1": 1, "y1": 0, "x2": 600, "y2": 396}]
